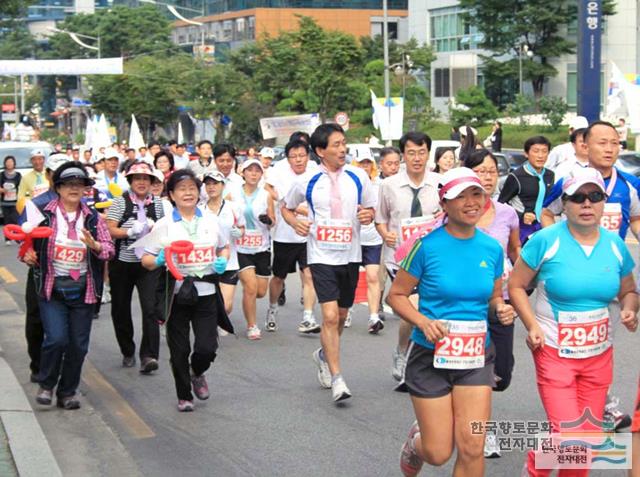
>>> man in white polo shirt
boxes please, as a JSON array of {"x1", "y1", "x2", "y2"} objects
[
  {"x1": 283, "y1": 123, "x2": 376, "y2": 403},
  {"x1": 375, "y1": 131, "x2": 443, "y2": 384}
]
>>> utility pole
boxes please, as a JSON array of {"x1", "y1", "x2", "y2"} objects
[{"x1": 382, "y1": 0, "x2": 391, "y2": 145}]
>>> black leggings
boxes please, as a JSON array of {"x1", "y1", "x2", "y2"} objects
[{"x1": 489, "y1": 320, "x2": 515, "y2": 392}]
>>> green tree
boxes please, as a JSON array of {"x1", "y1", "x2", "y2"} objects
[
  {"x1": 539, "y1": 96, "x2": 569, "y2": 131},
  {"x1": 0, "y1": 21, "x2": 36, "y2": 59},
  {"x1": 0, "y1": 0, "x2": 34, "y2": 17},
  {"x1": 449, "y1": 86, "x2": 498, "y2": 126},
  {"x1": 460, "y1": 0, "x2": 616, "y2": 99}
]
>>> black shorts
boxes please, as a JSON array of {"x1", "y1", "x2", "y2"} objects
[
  {"x1": 309, "y1": 263, "x2": 360, "y2": 309},
  {"x1": 237, "y1": 251, "x2": 271, "y2": 278},
  {"x1": 219, "y1": 270, "x2": 239, "y2": 286},
  {"x1": 387, "y1": 267, "x2": 419, "y2": 295},
  {"x1": 404, "y1": 341, "x2": 496, "y2": 398},
  {"x1": 272, "y1": 241, "x2": 308, "y2": 279},
  {"x1": 361, "y1": 244, "x2": 382, "y2": 266}
]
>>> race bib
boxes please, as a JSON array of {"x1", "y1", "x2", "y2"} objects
[
  {"x1": 400, "y1": 215, "x2": 438, "y2": 242},
  {"x1": 32, "y1": 182, "x2": 49, "y2": 198},
  {"x1": 236, "y1": 230, "x2": 264, "y2": 251},
  {"x1": 176, "y1": 244, "x2": 216, "y2": 276},
  {"x1": 434, "y1": 320, "x2": 487, "y2": 370},
  {"x1": 52, "y1": 238, "x2": 87, "y2": 272},
  {"x1": 601, "y1": 203, "x2": 622, "y2": 232},
  {"x1": 558, "y1": 308, "x2": 609, "y2": 359},
  {"x1": 3, "y1": 183, "x2": 16, "y2": 202},
  {"x1": 316, "y1": 218, "x2": 352, "y2": 251}
]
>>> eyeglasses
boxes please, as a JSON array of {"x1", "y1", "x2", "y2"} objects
[
  {"x1": 473, "y1": 169, "x2": 498, "y2": 177},
  {"x1": 404, "y1": 150, "x2": 428, "y2": 158},
  {"x1": 566, "y1": 191, "x2": 607, "y2": 204}
]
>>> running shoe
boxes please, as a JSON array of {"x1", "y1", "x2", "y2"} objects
[
  {"x1": 177, "y1": 400, "x2": 194, "y2": 412},
  {"x1": 400, "y1": 420, "x2": 422, "y2": 477},
  {"x1": 298, "y1": 318, "x2": 321, "y2": 334},
  {"x1": 265, "y1": 307, "x2": 278, "y2": 332},
  {"x1": 331, "y1": 376, "x2": 352, "y2": 402},
  {"x1": 36, "y1": 388, "x2": 52, "y2": 405},
  {"x1": 57, "y1": 396, "x2": 81, "y2": 410},
  {"x1": 343, "y1": 309, "x2": 353, "y2": 328},
  {"x1": 247, "y1": 325, "x2": 262, "y2": 340},
  {"x1": 484, "y1": 432, "x2": 501, "y2": 458},
  {"x1": 101, "y1": 284, "x2": 111, "y2": 304},
  {"x1": 191, "y1": 374, "x2": 210, "y2": 400},
  {"x1": 122, "y1": 355, "x2": 136, "y2": 368},
  {"x1": 604, "y1": 395, "x2": 632, "y2": 431},
  {"x1": 392, "y1": 348, "x2": 407, "y2": 382},
  {"x1": 278, "y1": 286, "x2": 286, "y2": 306},
  {"x1": 368, "y1": 317, "x2": 385, "y2": 334},
  {"x1": 140, "y1": 357, "x2": 159, "y2": 375},
  {"x1": 312, "y1": 348, "x2": 332, "y2": 389}
]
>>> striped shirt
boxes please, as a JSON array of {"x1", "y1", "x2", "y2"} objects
[{"x1": 106, "y1": 194, "x2": 165, "y2": 262}]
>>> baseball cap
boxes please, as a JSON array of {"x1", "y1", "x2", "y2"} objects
[
  {"x1": 570, "y1": 116, "x2": 589, "y2": 130},
  {"x1": 203, "y1": 170, "x2": 226, "y2": 183},
  {"x1": 438, "y1": 167, "x2": 484, "y2": 200},
  {"x1": 30, "y1": 148, "x2": 46, "y2": 159},
  {"x1": 562, "y1": 167, "x2": 606, "y2": 196},
  {"x1": 103, "y1": 147, "x2": 121, "y2": 160},
  {"x1": 241, "y1": 158, "x2": 264, "y2": 172},
  {"x1": 459, "y1": 125, "x2": 478, "y2": 137},
  {"x1": 125, "y1": 162, "x2": 155, "y2": 178},
  {"x1": 259, "y1": 147, "x2": 275, "y2": 159},
  {"x1": 91, "y1": 153, "x2": 105, "y2": 164},
  {"x1": 53, "y1": 164, "x2": 95, "y2": 186},
  {"x1": 45, "y1": 153, "x2": 71, "y2": 172},
  {"x1": 151, "y1": 169, "x2": 164, "y2": 184},
  {"x1": 351, "y1": 145, "x2": 374, "y2": 162}
]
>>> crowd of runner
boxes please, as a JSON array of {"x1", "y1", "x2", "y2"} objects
[{"x1": 2, "y1": 117, "x2": 640, "y2": 476}]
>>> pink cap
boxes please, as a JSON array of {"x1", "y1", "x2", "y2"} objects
[
  {"x1": 562, "y1": 167, "x2": 606, "y2": 196},
  {"x1": 438, "y1": 167, "x2": 483, "y2": 200}
]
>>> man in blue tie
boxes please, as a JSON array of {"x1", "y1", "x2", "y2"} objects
[{"x1": 498, "y1": 136, "x2": 554, "y2": 244}]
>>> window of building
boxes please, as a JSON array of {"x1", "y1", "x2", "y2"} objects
[
  {"x1": 434, "y1": 68, "x2": 450, "y2": 97},
  {"x1": 429, "y1": 6, "x2": 481, "y2": 53}
]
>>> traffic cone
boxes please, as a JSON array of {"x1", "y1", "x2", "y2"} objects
[{"x1": 353, "y1": 266, "x2": 368, "y2": 304}]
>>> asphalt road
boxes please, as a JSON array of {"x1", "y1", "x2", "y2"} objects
[{"x1": 0, "y1": 242, "x2": 638, "y2": 477}]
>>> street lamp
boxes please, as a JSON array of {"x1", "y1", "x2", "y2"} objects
[
  {"x1": 49, "y1": 27, "x2": 101, "y2": 58},
  {"x1": 518, "y1": 43, "x2": 534, "y2": 95},
  {"x1": 139, "y1": 0, "x2": 206, "y2": 47},
  {"x1": 391, "y1": 53, "x2": 414, "y2": 99}
]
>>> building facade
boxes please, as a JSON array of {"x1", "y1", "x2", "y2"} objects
[{"x1": 409, "y1": 0, "x2": 640, "y2": 117}]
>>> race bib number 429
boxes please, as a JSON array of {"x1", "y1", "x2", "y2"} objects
[
  {"x1": 316, "y1": 219, "x2": 352, "y2": 251},
  {"x1": 434, "y1": 320, "x2": 487, "y2": 370}
]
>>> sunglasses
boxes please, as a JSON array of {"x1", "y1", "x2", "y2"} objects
[{"x1": 566, "y1": 191, "x2": 606, "y2": 204}]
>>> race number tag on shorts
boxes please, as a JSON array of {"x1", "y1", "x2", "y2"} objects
[
  {"x1": 52, "y1": 238, "x2": 87, "y2": 271},
  {"x1": 2, "y1": 183, "x2": 16, "y2": 202},
  {"x1": 434, "y1": 320, "x2": 487, "y2": 370},
  {"x1": 601, "y1": 203, "x2": 622, "y2": 232},
  {"x1": 236, "y1": 230, "x2": 263, "y2": 251},
  {"x1": 176, "y1": 243, "x2": 215, "y2": 276},
  {"x1": 400, "y1": 215, "x2": 438, "y2": 242},
  {"x1": 558, "y1": 308, "x2": 609, "y2": 359},
  {"x1": 316, "y1": 219, "x2": 352, "y2": 251},
  {"x1": 32, "y1": 182, "x2": 49, "y2": 198}
]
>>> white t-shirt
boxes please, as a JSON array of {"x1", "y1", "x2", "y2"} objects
[
  {"x1": 236, "y1": 186, "x2": 271, "y2": 255},
  {"x1": 173, "y1": 154, "x2": 191, "y2": 170},
  {"x1": 52, "y1": 209, "x2": 88, "y2": 277},
  {"x1": 94, "y1": 170, "x2": 130, "y2": 198},
  {"x1": 284, "y1": 164, "x2": 376, "y2": 266},
  {"x1": 545, "y1": 142, "x2": 575, "y2": 171},
  {"x1": 145, "y1": 210, "x2": 228, "y2": 296},
  {"x1": 267, "y1": 161, "x2": 319, "y2": 244},
  {"x1": 199, "y1": 199, "x2": 245, "y2": 271},
  {"x1": 360, "y1": 177, "x2": 383, "y2": 246}
]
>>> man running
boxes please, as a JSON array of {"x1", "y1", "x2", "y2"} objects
[
  {"x1": 375, "y1": 132, "x2": 443, "y2": 382},
  {"x1": 265, "y1": 138, "x2": 319, "y2": 333},
  {"x1": 283, "y1": 123, "x2": 376, "y2": 402},
  {"x1": 17, "y1": 149, "x2": 49, "y2": 202},
  {"x1": 187, "y1": 140, "x2": 217, "y2": 177}
]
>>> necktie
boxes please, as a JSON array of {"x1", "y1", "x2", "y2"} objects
[
  {"x1": 321, "y1": 166, "x2": 343, "y2": 219},
  {"x1": 134, "y1": 196, "x2": 150, "y2": 259},
  {"x1": 410, "y1": 187, "x2": 423, "y2": 217},
  {"x1": 524, "y1": 163, "x2": 546, "y2": 221},
  {"x1": 59, "y1": 206, "x2": 81, "y2": 281},
  {"x1": 35, "y1": 172, "x2": 43, "y2": 185}
]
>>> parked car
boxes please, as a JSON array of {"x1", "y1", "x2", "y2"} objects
[
  {"x1": 0, "y1": 141, "x2": 54, "y2": 176},
  {"x1": 615, "y1": 152, "x2": 640, "y2": 177},
  {"x1": 495, "y1": 153, "x2": 511, "y2": 194},
  {"x1": 494, "y1": 149, "x2": 528, "y2": 171}
]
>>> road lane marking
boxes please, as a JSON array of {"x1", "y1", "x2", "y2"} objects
[
  {"x1": 0, "y1": 267, "x2": 18, "y2": 284},
  {"x1": 82, "y1": 360, "x2": 155, "y2": 440}
]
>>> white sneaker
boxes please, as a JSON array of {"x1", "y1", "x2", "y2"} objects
[
  {"x1": 368, "y1": 317, "x2": 384, "y2": 334},
  {"x1": 343, "y1": 309, "x2": 352, "y2": 328},
  {"x1": 484, "y1": 432, "x2": 501, "y2": 458},
  {"x1": 298, "y1": 317, "x2": 321, "y2": 334},
  {"x1": 246, "y1": 325, "x2": 261, "y2": 340},
  {"x1": 331, "y1": 376, "x2": 352, "y2": 402},
  {"x1": 312, "y1": 348, "x2": 332, "y2": 389},
  {"x1": 265, "y1": 307, "x2": 278, "y2": 332},
  {"x1": 392, "y1": 348, "x2": 407, "y2": 381},
  {"x1": 101, "y1": 285, "x2": 111, "y2": 304}
]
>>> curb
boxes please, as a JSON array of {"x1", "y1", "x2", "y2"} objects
[{"x1": 0, "y1": 287, "x2": 61, "y2": 477}]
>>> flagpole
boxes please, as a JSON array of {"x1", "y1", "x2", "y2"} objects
[{"x1": 383, "y1": 0, "x2": 391, "y2": 146}]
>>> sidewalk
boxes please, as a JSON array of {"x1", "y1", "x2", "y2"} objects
[{"x1": 0, "y1": 286, "x2": 61, "y2": 477}]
